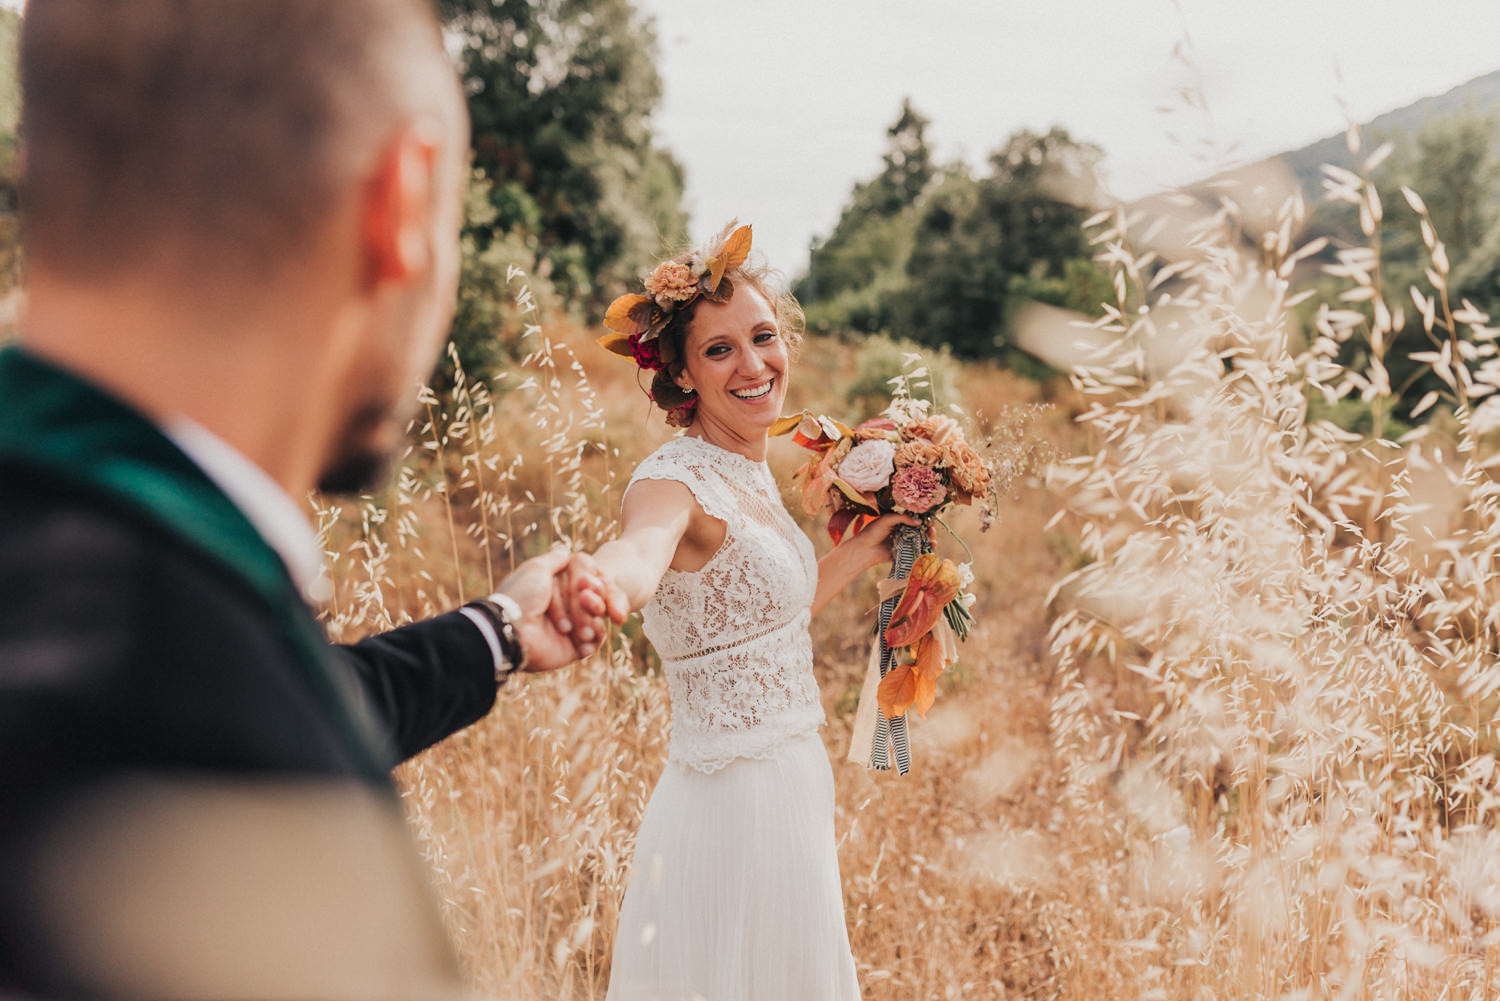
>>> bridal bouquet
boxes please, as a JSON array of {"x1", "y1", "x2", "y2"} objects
[{"x1": 773, "y1": 397, "x2": 1022, "y2": 774}]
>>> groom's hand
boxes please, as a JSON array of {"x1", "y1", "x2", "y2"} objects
[{"x1": 494, "y1": 547, "x2": 609, "y2": 673}]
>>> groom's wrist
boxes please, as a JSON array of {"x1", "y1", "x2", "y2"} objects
[{"x1": 460, "y1": 593, "x2": 529, "y2": 682}]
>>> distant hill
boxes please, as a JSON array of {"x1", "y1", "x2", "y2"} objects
[
  {"x1": 1275, "y1": 69, "x2": 1500, "y2": 191},
  {"x1": 1149, "y1": 67, "x2": 1500, "y2": 248}
]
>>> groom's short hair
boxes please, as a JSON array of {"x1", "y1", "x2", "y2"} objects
[{"x1": 19, "y1": 0, "x2": 463, "y2": 285}]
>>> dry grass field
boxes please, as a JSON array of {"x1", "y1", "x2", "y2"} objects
[{"x1": 317, "y1": 141, "x2": 1500, "y2": 1000}]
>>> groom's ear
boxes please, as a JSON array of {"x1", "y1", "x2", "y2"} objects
[{"x1": 358, "y1": 119, "x2": 443, "y2": 288}]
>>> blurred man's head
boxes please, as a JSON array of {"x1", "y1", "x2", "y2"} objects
[{"x1": 19, "y1": 0, "x2": 470, "y2": 494}]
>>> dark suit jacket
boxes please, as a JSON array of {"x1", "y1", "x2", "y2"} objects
[{"x1": 0, "y1": 368, "x2": 502, "y2": 997}]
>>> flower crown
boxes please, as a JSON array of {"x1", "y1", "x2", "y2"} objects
[{"x1": 597, "y1": 223, "x2": 753, "y2": 375}]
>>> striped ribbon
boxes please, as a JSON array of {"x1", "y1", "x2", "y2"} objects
[{"x1": 869, "y1": 524, "x2": 923, "y2": 775}]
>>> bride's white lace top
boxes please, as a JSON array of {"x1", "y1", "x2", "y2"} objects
[{"x1": 626, "y1": 435, "x2": 825, "y2": 774}]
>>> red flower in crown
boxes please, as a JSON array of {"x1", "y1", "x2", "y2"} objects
[{"x1": 629, "y1": 333, "x2": 664, "y2": 371}]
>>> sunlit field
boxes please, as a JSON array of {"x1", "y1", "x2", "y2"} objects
[{"x1": 318, "y1": 131, "x2": 1500, "y2": 1000}]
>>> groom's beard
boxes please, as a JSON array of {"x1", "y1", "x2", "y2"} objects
[{"x1": 317, "y1": 401, "x2": 399, "y2": 496}]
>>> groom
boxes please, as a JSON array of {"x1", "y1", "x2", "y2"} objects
[{"x1": 0, "y1": 1, "x2": 622, "y2": 997}]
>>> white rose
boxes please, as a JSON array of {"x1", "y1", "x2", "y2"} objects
[{"x1": 837, "y1": 439, "x2": 896, "y2": 493}]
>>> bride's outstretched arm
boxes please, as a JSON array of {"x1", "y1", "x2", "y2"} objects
[
  {"x1": 811, "y1": 513, "x2": 919, "y2": 617},
  {"x1": 570, "y1": 478, "x2": 701, "y2": 616}
]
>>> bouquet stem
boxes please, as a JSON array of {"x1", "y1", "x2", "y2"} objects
[{"x1": 849, "y1": 523, "x2": 927, "y2": 775}]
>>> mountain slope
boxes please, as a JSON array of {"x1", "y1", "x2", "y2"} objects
[{"x1": 1277, "y1": 68, "x2": 1500, "y2": 190}]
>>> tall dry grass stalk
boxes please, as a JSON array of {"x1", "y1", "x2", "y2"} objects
[{"x1": 1046, "y1": 125, "x2": 1500, "y2": 998}]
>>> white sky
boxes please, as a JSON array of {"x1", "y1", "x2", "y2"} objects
[{"x1": 634, "y1": 0, "x2": 1500, "y2": 277}]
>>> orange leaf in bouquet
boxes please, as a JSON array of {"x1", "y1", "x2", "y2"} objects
[
  {"x1": 800, "y1": 414, "x2": 850, "y2": 451},
  {"x1": 853, "y1": 416, "x2": 897, "y2": 440},
  {"x1": 877, "y1": 660, "x2": 916, "y2": 719},
  {"x1": 768, "y1": 412, "x2": 806, "y2": 438},
  {"x1": 884, "y1": 554, "x2": 962, "y2": 648},
  {"x1": 774, "y1": 411, "x2": 851, "y2": 452},
  {"x1": 910, "y1": 633, "x2": 945, "y2": 716},
  {"x1": 794, "y1": 453, "x2": 836, "y2": 517},
  {"x1": 914, "y1": 630, "x2": 946, "y2": 673},
  {"x1": 830, "y1": 476, "x2": 879, "y2": 513},
  {"x1": 829, "y1": 510, "x2": 876, "y2": 545},
  {"x1": 877, "y1": 634, "x2": 943, "y2": 719}
]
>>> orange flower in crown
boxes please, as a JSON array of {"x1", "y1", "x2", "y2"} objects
[{"x1": 597, "y1": 224, "x2": 754, "y2": 423}]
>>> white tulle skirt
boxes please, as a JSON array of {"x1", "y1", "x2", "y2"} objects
[{"x1": 605, "y1": 731, "x2": 862, "y2": 1001}]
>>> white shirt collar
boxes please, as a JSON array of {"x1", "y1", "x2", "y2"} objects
[{"x1": 163, "y1": 416, "x2": 332, "y2": 604}]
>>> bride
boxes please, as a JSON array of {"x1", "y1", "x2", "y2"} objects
[{"x1": 577, "y1": 224, "x2": 913, "y2": 1001}]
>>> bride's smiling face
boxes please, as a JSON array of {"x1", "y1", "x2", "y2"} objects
[{"x1": 677, "y1": 285, "x2": 790, "y2": 439}]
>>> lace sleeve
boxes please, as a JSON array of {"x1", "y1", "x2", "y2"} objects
[{"x1": 624, "y1": 439, "x2": 738, "y2": 525}]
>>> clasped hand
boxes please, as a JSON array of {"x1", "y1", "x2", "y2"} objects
[{"x1": 493, "y1": 547, "x2": 628, "y2": 673}]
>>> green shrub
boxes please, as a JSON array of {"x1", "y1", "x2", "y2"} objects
[{"x1": 843, "y1": 333, "x2": 962, "y2": 418}]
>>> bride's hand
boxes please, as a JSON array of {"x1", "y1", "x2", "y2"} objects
[
  {"x1": 547, "y1": 552, "x2": 628, "y2": 645},
  {"x1": 812, "y1": 513, "x2": 920, "y2": 617},
  {"x1": 843, "y1": 513, "x2": 922, "y2": 572}
]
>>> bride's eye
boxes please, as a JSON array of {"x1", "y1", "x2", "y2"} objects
[
  {"x1": 753, "y1": 329, "x2": 779, "y2": 344},
  {"x1": 706, "y1": 344, "x2": 731, "y2": 358}
]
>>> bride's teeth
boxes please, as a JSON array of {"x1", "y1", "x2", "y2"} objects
[{"x1": 732, "y1": 381, "x2": 772, "y2": 399}]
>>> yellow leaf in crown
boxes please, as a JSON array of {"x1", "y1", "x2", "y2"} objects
[
  {"x1": 603, "y1": 294, "x2": 655, "y2": 335},
  {"x1": 705, "y1": 224, "x2": 752, "y2": 292},
  {"x1": 718, "y1": 224, "x2": 752, "y2": 271},
  {"x1": 597, "y1": 330, "x2": 637, "y2": 359},
  {"x1": 884, "y1": 554, "x2": 963, "y2": 648}
]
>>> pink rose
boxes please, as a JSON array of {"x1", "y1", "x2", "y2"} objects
[
  {"x1": 891, "y1": 464, "x2": 947, "y2": 513},
  {"x1": 837, "y1": 439, "x2": 896, "y2": 493}
]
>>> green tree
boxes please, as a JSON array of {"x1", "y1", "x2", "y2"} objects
[
  {"x1": 1379, "y1": 109, "x2": 1498, "y2": 268},
  {"x1": 899, "y1": 127, "x2": 1105, "y2": 361},
  {"x1": 798, "y1": 99, "x2": 935, "y2": 334},
  {"x1": 1453, "y1": 216, "x2": 1500, "y2": 309},
  {"x1": 872, "y1": 98, "x2": 935, "y2": 214},
  {"x1": 1366, "y1": 109, "x2": 1500, "y2": 416},
  {"x1": 438, "y1": 0, "x2": 687, "y2": 309}
]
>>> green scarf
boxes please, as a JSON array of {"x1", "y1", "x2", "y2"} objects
[{"x1": 0, "y1": 344, "x2": 395, "y2": 782}]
